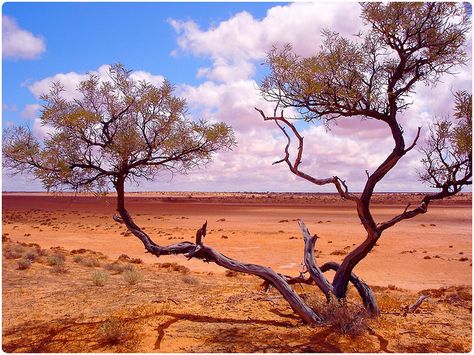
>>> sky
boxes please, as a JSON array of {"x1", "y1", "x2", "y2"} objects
[{"x1": 2, "y1": 2, "x2": 472, "y2": 193}]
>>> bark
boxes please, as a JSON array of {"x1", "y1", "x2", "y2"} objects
[
  {"x1": 404, "y1": 295, "x2": 428, "y2": 315},
  {"x1": 321, "y1": 261, "x2": 379, "y2": 316},
  {"x1": 113, "y1": 177, "x2": 322, "y2": 324},
  {"x1": 298, "y1": 220, "x2": 334, "y2": 299},
  {"x1": 331, "y1": 236, "x2": 378, "y2": 299}
]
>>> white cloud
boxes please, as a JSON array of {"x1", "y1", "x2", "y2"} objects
[
  {"x1": 27, "y1": 64, "x2": 165, "y2": 100},
  {"x1": 165, "y1": 2, "x2": 471, "y2": 192},
  {"x1": 21, "y1": 103, "x2": 41, "y2": 120},
  {"x1": 171, "y1": 2, "x2": 363, "y2": 82},
  {"x1": 3, "y1": 15, "x2": 45, "y2": 59}
]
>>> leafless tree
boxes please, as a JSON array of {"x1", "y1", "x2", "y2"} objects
[{"x1": 256, "y1": 2, "x2": 471, "y2": 318}]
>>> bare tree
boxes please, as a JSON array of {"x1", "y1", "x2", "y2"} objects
[{"x1": 256, "y1": 2, "x2": 471, "y2": 312}]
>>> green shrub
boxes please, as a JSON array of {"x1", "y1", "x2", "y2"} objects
[{"x1": 91, "y1": 270, "x2": 109, "y2": 286}]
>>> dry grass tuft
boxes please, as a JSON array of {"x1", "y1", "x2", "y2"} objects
[
  {"x1": 305, "y1": 293, "x2": 371, "y2": 336},
  {"x1": 182, "y1": 275, "x2": 200, "y2": 285},
  {"x1": 80, "y1": 257, "x2": 101, "y2": 267},
  {"x1": 46, "y1": 254, "x2": 66, "y2": 266},
  {"x1": 99, "y1": 318, "x2": 134, "y2": 345},
  {"x1": 91, "y1": 270, "x2": 109, "y2": 286},
  {"x1": 122, "y1": 267, "x2": 143, "y2": 285}
]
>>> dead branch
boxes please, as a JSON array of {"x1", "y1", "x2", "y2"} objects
[
  {"x1": 255, "y1": 107, "x2": 358, "y2": 202},
  {"x1": 115, "y1": 203, "x2": 322, "y2": 325},
  {"x1": 298, "y1": 220, "x2": 334, "y2": 299},
  {"x1": 403, "y1": 295, "x2": 429, "y2": 316}
]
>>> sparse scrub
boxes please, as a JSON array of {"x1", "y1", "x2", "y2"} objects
[
  {"x1": 25, "y1": 250, "x2": 38, "y2": 261},
  {"x1": 91, "y1": 270, "x2": 109, "y2": 286},
  {"x1": 182, "y1": 275, "x2": 200, "y2": 285},
  {"x1": 3, "y1": 247, "x2": 23, "y2": 260},
  {"x1": 47, "y1": 254, "x2": 66, "y2": 266},
  {"x1": 17, "y1": 258, "x2": 32, "y2": 270},
  {"x1": 309, "y1": 295, "x2": 370, "y2": 336},
  {"x1": 73, "y1": 255, "x2": 84, "y2": 263},
  {"x1": 99, "y1": 318, "x2": 133, "y2": 345},
  {"x1": 122, "y1": 267, "x2": 143, "y2": 285},
  {"x1": 51, "y1": 263, "x2": 68, "y2": 274},
  {"x1": 80, "y1": 257, "x2": 101, "y2": 267},
  {"x1": 104, "y1": 262, "x2": 126, "y2": 274}
]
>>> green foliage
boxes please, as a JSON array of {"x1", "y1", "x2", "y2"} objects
[
  {"x1": 3, "y1": 64, "x2": 235, "y2": 193},
  {"x1": 419, "y1": 91, "x2": 472, "y2": 190},
  {"x1": 261, "y1": 3, "x2": 470, "y2": 123}
]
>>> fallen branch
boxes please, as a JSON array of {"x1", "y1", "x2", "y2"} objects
[
  {"x1": 116, "y1": 207, "x2": 322, "y2": 324},
  {"x1": 404, "y1": 295, "x2": 429, "y2": 315}
]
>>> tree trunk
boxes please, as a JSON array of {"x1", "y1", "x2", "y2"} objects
[
  {"x1": 331, "y1": 236, "x2": 378, "y2": 299},
  {"x1": 321, "y1": 262, "x2": 379, "y2": 316},
  {"x1": 113, "y1": 178, "x2": 322, "y2": 324}
]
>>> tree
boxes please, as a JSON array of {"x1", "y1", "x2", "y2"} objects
[
  {"x1": 256, "y1": 2, "x2": 471, "y2": 314},
  {"x1": 4, "y1": 64, "x2": 324, "y2": 325}
]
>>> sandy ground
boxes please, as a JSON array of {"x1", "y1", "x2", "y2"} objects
[{"x1": 2, "y1": 192, "x2": 472, "y2": 352}]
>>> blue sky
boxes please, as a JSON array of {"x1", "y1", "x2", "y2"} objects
[
  {"x1": 3, "y1": 2, "x2": 277, "y2": 125},
  {"x1": 2, "y1": 2, "x2": 472, "y2": 192}
]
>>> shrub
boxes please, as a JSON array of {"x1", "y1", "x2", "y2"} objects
[
  {"x1": 182, "y1": 275, "x2": 200, "y2": 285},
  {"x1": 104, "y1": 262, "x2": 126, "y2": 274},
  {"x1": 51, "y1": 263, "x2": 68, "y2": 274},
  {"x1": 122, "y1": 267, "x2": 143, "y2": 285},
  {"x1": 3, "y1": 248, "x2": 23, "y2": 259},
  {"x1": 17, "y1": 258, "x2": 32, "y2": 270},
  {"x1": 25, "y1": 250, "x2": 38, "y2": 261},
  {"x1": 73, "y1": 255, "x2": 83, "y2": 263},
  {"x1": 306, "y1": 295, "x2": 370, "y2": 336},
  {"x1": 91, "y1": 270, "x2": 109, "y2": 286},
  {"x1": 99, "y1": 318, "x2": 132, "y2": 345},
  {"x1": 47, "y1": 254, "x2": 66, "y2": 266},
  {"x1": 81, "y1": 257, "x2": 101, "y2": 267}
]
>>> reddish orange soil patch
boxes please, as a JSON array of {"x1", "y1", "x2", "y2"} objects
[{"x1": 2, "y1": 192, "x2": 472, "y2": 352}]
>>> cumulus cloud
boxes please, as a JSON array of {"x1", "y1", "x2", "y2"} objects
[
  {"x1": 166, "y1": 2, "x2": 471, "y2": 192},
  {"x1": 171, "y1": 2, "x2": 363, "y2": 82},
  {"x1": 27, "y1": 64, "x2": 165, "y2": 100},
  {"x1": 3, "y1": 15, "x2": 45, "y2": 59}
]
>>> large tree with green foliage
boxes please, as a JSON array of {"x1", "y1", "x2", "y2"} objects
[{"x1": 256, "y1": 2, "x2": 471, "y2": 318}]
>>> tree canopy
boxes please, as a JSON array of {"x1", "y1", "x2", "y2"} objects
[
  {"x1": 3, "y1": 64, "x2": 235, "y2": 192},
  {"x1": 261, "y1": 2, "x2": 470, "y2": 123}
]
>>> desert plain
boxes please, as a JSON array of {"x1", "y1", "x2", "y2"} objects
[{"x1": 2, "y1": 192, "x2": 472, "y2": 352}]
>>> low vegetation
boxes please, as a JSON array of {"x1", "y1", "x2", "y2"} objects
[
  {"x1": 91, "y1": 270, "x2": 109, "y2": 286},
  {"x1": 122, "y1": 267, "x2": 143, "y2": 285}
]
